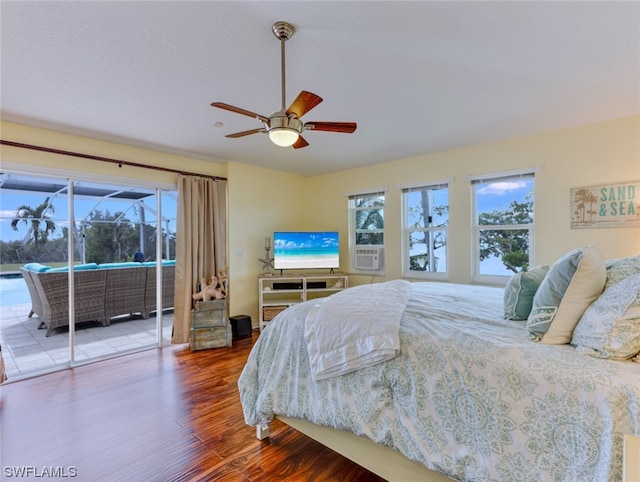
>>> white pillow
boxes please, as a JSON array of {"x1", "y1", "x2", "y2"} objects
[
  {"x1": 527, "y1": 245, "x2": 606, "y2": 344},
  {"x1": 572, "y1": 274, "x2": 640, "y2": 360}
]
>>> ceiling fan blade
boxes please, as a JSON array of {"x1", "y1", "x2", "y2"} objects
[
  {"x1": 211, "y1": 102, "x2": 269, "y2": 123},
  {"x1": 304, "y1": 122, "x2": 357, "y2": 133},
  {"x1": 225, "y1": 128, "x2": 265, "y2": 138},
  {"x1": 286, "y1": 91, "x2": 323, "y2": 118},
  {"x1": 292, "y1": 136, "x2": 309, "y2": 149}
]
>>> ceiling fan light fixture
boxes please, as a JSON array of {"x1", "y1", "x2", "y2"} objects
[
  {"x1": 210, "y1": 20, "x2": 356, "y2": 148},
  {"x1": 268, "y1": 127, "x2": 299, "y2": 147}
]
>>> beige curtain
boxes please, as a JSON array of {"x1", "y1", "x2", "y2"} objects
[{"x1": 172, "y1": 175, "x2": 228, "y2": 343}]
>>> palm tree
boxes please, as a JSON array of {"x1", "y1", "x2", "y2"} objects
[
  {"x1": 11, "y1": 198, "x2": 56, "y2": 262},
  {"x1": 573, "y1": 188, "x2": 590, "y2": 222},
  {"x1": 586, "y1": 191, "x2": 599, "y2": 222},
  {"x1": 355, "y1": 197, "x2": 384, "y2": 245}
]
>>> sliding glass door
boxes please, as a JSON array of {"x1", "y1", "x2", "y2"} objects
[{"x1": 0, "y1": 171, "x2": 177, "y2": 379}]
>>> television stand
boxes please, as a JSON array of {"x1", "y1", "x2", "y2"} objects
[{"x1": 258, "y1": 273, "x2": 349, "y2": 331}]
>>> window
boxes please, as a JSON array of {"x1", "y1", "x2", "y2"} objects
[
  {"x1": 348, "y1": 190, "x2": 385, "y2": 272},
  {"x1": 471, "y1": 170, "x2": 535, "y2": 284},
  {"x1": 401, "y1": 181, "x2": 449, "y2": 279}
]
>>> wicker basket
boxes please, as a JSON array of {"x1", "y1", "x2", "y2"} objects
[{"x1": 262, "y1": 305, "x2": 289, "y2": 321}]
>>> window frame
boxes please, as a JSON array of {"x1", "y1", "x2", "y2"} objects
[
  {"x1": 400, "y1": 179, "x2": 451, "y2": 280},
  {"x1": 469, "y1": 169, "x2": 537, "y2": 285}
]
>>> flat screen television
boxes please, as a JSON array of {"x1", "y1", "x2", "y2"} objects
[{"x1": 273, "y1": 231, "x2": 339, "y2": 270}]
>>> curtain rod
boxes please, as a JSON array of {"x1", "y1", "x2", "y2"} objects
[{"x1": 0, "y1": 139, "x2": 227, "y2": 181}]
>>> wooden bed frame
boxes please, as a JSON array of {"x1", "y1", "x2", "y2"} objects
[
  {"x1": 257, "y1": 417, "x2": 640, "y2": 482},
  {"x1": 258, "y1": 416, "x2": 451, "y2": 481},
  {"x1": 625, "y1": 434, "x2": 640, "y2": 482}
]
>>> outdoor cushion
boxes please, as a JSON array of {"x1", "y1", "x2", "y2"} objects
[
  {"x1": 46, "y1": 263, "x2": 98, "y2": 272},
  {"x1": 98, "y1": 262, "x2": 144, "y2": 269},
  {"x1": 23, "y1": 263, "x2": 51, "y2": 272}
]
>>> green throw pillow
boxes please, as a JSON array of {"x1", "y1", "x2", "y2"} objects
[{"x1": 504, "y1": 265, "x2": 550, "y2": 320}]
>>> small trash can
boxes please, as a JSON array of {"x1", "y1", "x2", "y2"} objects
[{"x1": 229, "y1": 315, "x2": 252, "y2": 339}]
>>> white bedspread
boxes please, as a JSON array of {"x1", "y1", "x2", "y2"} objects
[{"x1": 304, "y1": 279, "x2": 410, "y2": 380}]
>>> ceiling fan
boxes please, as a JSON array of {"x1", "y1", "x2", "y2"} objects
[{"x1": 211, "y1": 21, "x2": 357, "y2": 149}]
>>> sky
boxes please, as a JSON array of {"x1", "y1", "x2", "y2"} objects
[
  {"x1": 1, "y1": 177, "x2": 177, "y2": 243},
  {"x1": 476, "y1": 179, "x2": 533, "y2": 216}
]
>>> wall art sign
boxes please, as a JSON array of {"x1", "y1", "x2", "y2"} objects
[{"x1": 571, "y1": 181, "x2": 640, "y2": 228}]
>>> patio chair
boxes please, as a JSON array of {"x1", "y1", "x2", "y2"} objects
[{"x1": 20, "y1": 268, "x2": 44, "y2": 319}]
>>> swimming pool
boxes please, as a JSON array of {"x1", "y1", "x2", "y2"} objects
[{"x1": 0, "y1": 275, "x2": 31, "y2": 306}]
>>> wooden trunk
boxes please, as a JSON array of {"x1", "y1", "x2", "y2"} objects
[
  {"x1": 190, "y1": 325, "x2": 232, "y2": 351},
  {"x1": 195, "y1": 299, "x2": 226, "y2": 312},
  {"x1": 190, "y1": 300, "x2": 230, "y2": 350},
  {"x1": 192, "y1": 308, "x2": 227, "y2": 327}
]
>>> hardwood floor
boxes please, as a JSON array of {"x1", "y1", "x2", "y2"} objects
[{"x1": 0, "y1": 331, "x2": 385, "y2": 481}]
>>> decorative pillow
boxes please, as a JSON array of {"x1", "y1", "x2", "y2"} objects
[
  {"x1": 572, "y1": 274, "x2": 640, "y2": 360},
  {"x1": 504, "y1": 264, "x2": 550, "y2": 320},
  {"x1": 527, "y1": 245, "x2": 606, "y2": 344},
  {"x1": 604, "y1": 255, "x2": 640, "y2": 289}
]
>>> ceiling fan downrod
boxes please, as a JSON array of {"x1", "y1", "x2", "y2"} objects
[{"x1": 272, "y1": 21, "x2": 295, "y2": 112}]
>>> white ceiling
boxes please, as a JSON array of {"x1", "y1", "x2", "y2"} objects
[{"x1": 1, "y1": 1, "x2": 639, "y2": 177}]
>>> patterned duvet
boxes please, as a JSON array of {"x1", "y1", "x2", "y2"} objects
[{"x1": 238, "y1": 282, "x2": 640, "y2": 481}]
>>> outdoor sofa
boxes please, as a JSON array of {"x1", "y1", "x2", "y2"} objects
[{"x1": 20, "y1": 260, "x2": 175, "y2": 336}]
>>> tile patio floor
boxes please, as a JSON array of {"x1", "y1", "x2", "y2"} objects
[{"x1": 0, "y1": 301, "x2": 173, "y2": 381}]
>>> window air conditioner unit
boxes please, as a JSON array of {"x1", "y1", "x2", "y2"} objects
[{"x1": 354, "y1": 247, "x2": 383, "y2": 270}]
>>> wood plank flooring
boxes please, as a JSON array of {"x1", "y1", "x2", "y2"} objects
[{"x1": 0, "y1": 332, "x2": 386, "y2": 481}]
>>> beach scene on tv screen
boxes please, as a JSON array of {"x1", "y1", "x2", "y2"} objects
[{"x1": 274, "y1": 232, "x2": 339, "y2": 269}]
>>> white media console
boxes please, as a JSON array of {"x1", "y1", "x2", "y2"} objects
[{"x1": 258, "y1": 273, "x2": 349, "y2": 331}]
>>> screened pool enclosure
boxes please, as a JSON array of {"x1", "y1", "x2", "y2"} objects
[{"x1": 0, "y1": 171, "x2": 178, "y2": 380}]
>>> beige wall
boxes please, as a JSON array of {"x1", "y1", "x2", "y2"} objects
[
  {"x1": 304, "y1": 115, "x2": 640, "y2": 286},
  {"x1": 3, "y1": 116, "x2": 639, "y2": 328},
  {"x1": 226, "y1": 161, "x2": 305, "y2": 322},
  {"x1": 1, "y1": 121, "x2": 226, "y2": 182}
]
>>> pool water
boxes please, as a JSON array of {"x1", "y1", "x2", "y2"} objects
[{"x1": 0, "y1": 276, "x2": 31, "y2": 306}]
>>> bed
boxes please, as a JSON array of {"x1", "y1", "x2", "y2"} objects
[{"x1": 238, "y1": 250, "x2": 640, "y2": 481}]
